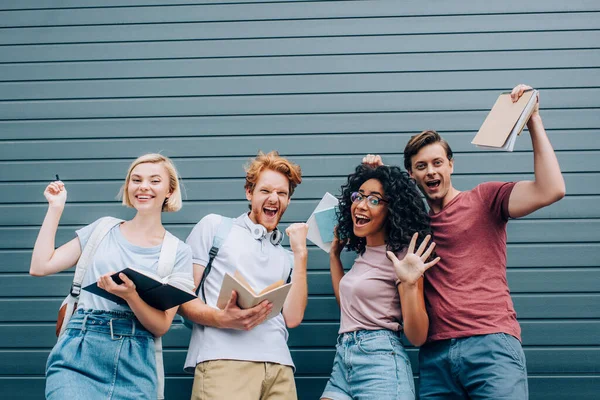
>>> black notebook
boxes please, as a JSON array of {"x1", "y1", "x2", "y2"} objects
[{"x1": 83, "y1": 267, "x2": 196, "y2": 311}]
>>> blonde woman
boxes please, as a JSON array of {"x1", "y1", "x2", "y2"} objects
[{"x1": 30, "y1": 154, "x2": 193, "y2": 399}]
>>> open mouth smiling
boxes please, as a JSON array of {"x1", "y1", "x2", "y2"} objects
[
  {"x1": 354, "y1": 213, "x2": 371, "y2": 227},
  {"x1": 264, "y1": 205, "x2": 278, "y2": 218},
  {"x1": 426, "y1": 179, "x2": 441, "y2": 190}
]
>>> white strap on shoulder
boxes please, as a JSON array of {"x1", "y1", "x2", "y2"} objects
[
  {"x1": 72, "y1": 217, "x2": 123, "y2": 291},
  {"x1": 157, "y1": 231, "x2": 179, "y2": 278}
]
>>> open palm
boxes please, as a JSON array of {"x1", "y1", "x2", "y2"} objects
[{"x1": 387, "y1": 233, "x2": 440, "y2": 286}]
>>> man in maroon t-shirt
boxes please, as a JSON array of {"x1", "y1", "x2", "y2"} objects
[{"x1": 365, "y1": 84, "x2": 565, "y2": 399}]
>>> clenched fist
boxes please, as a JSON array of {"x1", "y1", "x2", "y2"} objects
[{"x1": 285, "y1": 223, "x2": 309, "y2": 255}]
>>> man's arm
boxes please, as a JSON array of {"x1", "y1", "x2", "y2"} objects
[
  {"x1": 282, "y1": 223, "x2": 309, "y2": 328},
  {"x1": 508, "y1": 85, "x2": 566, "y2": 218},
  {"x1": 178, "y1": 263, "x2": 272, "y2": 331}
]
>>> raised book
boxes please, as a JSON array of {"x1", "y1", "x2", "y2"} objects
[
  {"x1": 307, "y1": 192, "x2": 340, "y2": 253},
  {"x1": 83, "y1": 267, "x2": 197, "y2": 311},
  {"x1": 471, "y1": 89, "x2": 538, "y2": 152},
  {"x1": 216, "y1": 271, "x2": 292, "y2": 321}
]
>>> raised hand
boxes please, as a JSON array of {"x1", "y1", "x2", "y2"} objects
[
  {"x1": 330, "y1": 226, "x2": 347, "y2": 258},
  {"x1": 286, "y1": 223, "x2": 309, "y2": 255},
  {"x1": 387, "y1": 233, "x2": 440, "y2": 286},
  {"x1": 511, "y1": 83, "x2": 540, "y2": 116},
  {"x1": 43, "y1": 180, "x2": 67, "y2": 209},
  {"x1": 218, "y1": 291, "x2": 273, "y2": 330},
  {"x1": 362, "y1": 154, "x2": 384, "y2": 168}
]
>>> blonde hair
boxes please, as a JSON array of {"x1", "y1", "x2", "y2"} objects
[
  {"x1": 120, "y1": 153, "x2": 183, "y2": 212},
  {"x1": 244, "y1": 151, "x2": 302, "y2": 196}
]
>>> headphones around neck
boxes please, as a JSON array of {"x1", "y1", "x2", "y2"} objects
[{"x1": 251, "y1": 224, "x2": 284, "y2": 246}]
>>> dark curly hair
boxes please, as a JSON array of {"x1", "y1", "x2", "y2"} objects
[{"x1": 337, "y1": 164, "x2": 432, "y2": 255}]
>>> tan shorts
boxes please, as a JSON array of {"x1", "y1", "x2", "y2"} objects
[{"x1": 191, "y1": 359, "x2": 298, "y2": 400}]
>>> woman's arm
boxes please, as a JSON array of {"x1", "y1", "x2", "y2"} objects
[
  {"x1": 329, "y1": 228, "x2": 347, "y2": 306},
  {"x1": 387, "y1": 233, "x2": 440, "y2": 346},
  {"x1": 398, "y1": 278, "x2": 428, "y2": 346},
  {"x1": 97, "y1": 272, "x2": 177, "y2": 337},
  {"x1": 30, "y1": 181, "x2": 82, "y2": 277}
]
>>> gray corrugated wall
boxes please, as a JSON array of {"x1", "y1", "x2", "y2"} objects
[{"x1": 0, "y1": 1, "x2": 599, "y2": 398}]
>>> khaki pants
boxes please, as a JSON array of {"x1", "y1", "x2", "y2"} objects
[{"x1": 191, "y1": 360, "x2": 298, "y2": 400}]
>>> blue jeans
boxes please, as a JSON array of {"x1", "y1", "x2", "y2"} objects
[
  {"x1": 321, "y1": 329, "x2": 415, "y2": 400},
  {"x1": 419, "y1": 333, "x2": 529, "y2": 399},
  {"x1": 46, "y1": 309, "x2": 157, "y2": 400}
]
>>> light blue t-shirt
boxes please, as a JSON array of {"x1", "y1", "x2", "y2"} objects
[{"x1": 75, "y1": 218, "x2": 193, "y2": 312}]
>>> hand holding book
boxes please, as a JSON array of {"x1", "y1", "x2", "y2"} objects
[
  {"x1": 216, "y1": 271, "x2": 292, "y2": 321},
  {"x1": 84, "y1": 267, "x2": 196, "y2": 311},
  {"x1": 472, "y1": 85, "x2": 539, "y2": 152},
  {"x1": 217, "y1": 290, "x2": 273, "y2": 330},
  {"x1": 96, "y1": 271, "x2": 139, "y2": 303},
  {"x1": 307, "y1": 192, "x2": 340, "y2": 253}
]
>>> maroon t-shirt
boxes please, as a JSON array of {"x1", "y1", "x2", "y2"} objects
[{"x1": 425, "y1": 181, "x2": 521, "y2": 342}]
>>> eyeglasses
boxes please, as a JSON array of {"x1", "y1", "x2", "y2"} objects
[{"x1": 350, "y1": 192, "x2": 389, "y2": 208}]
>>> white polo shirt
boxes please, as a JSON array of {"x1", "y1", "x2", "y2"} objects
[{"x1": 184, "y1": 213, "x2": 294, "y2": 373}]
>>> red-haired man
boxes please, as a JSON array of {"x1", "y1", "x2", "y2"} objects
[{"x1": 180, "y1": 151, "x2": 309, "y2": 400}]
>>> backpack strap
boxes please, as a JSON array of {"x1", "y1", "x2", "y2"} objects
[
  {"x1": 71, "y1": 217, "x2": 123, "y2": 297},
  {"x1": 154, "y1": 230, "x2": 180, "y2": 400},
  {"x1": 196, "y1": 216, "x2": 234, "y2": 303},
  {"x1": 157, "y1": 231, "x2": 179, "y2": 278},
  {"x1": 58, "y1": 217, "x2": 123, "y2": 337}
]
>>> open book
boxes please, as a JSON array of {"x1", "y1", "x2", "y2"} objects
[
  {"x1": 216, "y1": 271, "x2": 292, "y2": 321},
  {"x1": 307, "y1": 192, "x2": 339, "y2": 253},
  {"x1": 471, "y1": 89, "x2": 539, "y2": 152},
  {"x1": 83, "y1": 267, "x2": 196, "y2": 311}
]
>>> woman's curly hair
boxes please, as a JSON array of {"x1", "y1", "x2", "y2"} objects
[{"x1": 337, "y1": 164, "x2": 432, "y2": 255}]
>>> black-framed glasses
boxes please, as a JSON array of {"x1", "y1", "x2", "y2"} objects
[{"x1": 350, "y1": 192, "x2": 389, "y2": 208}]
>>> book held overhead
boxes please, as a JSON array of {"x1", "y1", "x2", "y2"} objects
[{"x1": 471, "y1": 89, "x2": 539, "y2": 152}]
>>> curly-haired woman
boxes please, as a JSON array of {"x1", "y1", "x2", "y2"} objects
[{"x1": 321, "y1": 164, "x2": 440, "y2": 400}]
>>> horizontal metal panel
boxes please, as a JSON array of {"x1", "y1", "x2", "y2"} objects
[
  {"x1": 2, "y1": 375, "x2": 598, "y2": 400},
  {"x1": 2, "y1": 12, "x2": 600, "y2": 45},
  {"x1": 2, "y1": 49, "x2": 599, "y2": 82},
  {"x1": 2, "y1": 68, "x2": 600, "y2": 102},
  {"x1": 0, "y1": 109, "x2": 597, "y2": 140},
  {"x1": 1, "y1": 0, "x2": 599, "y2": 26},
  {"x1": 2, "y1": 347, "x2": 598, "y2": 376},
  {"x1": 1, "y1": 173, "x2": 596, "y2": 204},
  {"x1": 1, "y1": 152, "x2": 598, "y2": 183},
  {"x1": 303, "y1": 294, "x2": 600, "y2": 320},
  {"x1": 1, "y1": 319, "x2": 598, "y2": 349},
  {"x1": 1, "y1": 88, "x2": 598, "y2": 120},
  {"x1": 2, "y1": 31, "x2": 599, "y2": 63},
  {"x1": 3, "y1": 242, "x2": 599, "y2": 273},
  {"x1": 0, "y1": 196, "x2": 597, "y2": 227},
  {"x1": 2, "y1": 130, "x2": 599, "y2": 162},
  {"x1": 0, "y1": 0, "x2": 315, "y2": 11},
  {"x1": 1, "y1": 219, "x2": 599, "y2": 250},
  {"x1": 0, "y1": 293, "x2": 597, "y2": 322},
  {"x1": 2, "y1": 268, "x2": 597, "y2": 299}
]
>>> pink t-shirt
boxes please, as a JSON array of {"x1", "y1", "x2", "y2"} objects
[
  {"x1": 425, "y1": 181, "x2": 520, "y2": 342},
  {"x1": 339, "y1": 245, "x2": 406, "y2": 334}
]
